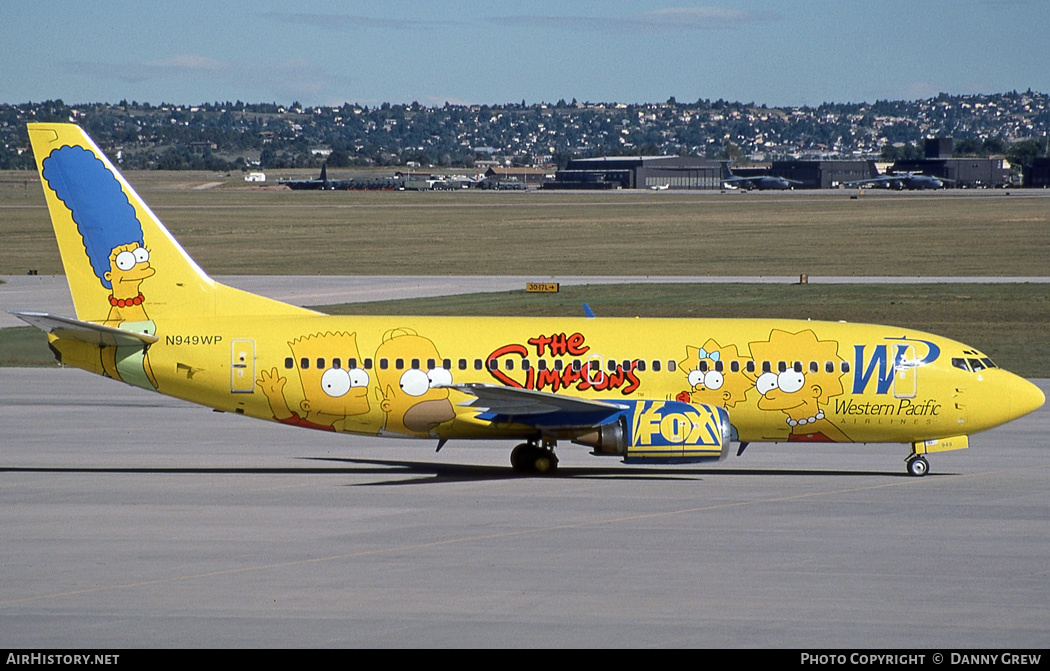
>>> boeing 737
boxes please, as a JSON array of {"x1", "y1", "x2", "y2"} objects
[{"x1": 15, "y1": 124, "x2": 1044, "y2": 476}]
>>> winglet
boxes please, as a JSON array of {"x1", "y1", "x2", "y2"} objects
[{"x1": 583, "y1": 303, "x2": 596, "y2": 318}]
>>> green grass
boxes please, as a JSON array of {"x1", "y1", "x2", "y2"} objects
[
  {"x1": 0, "y1": 325, "x2": 57, "y2": 367},
  {"x1": 2, "y1": 171, "x2": 1049, "y2": 276}
]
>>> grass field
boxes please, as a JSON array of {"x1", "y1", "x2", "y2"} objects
[{"x1": 2, "y1": 171, "x2": 1049, "y2": 276}]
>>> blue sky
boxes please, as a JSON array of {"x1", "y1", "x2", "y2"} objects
[{"x1": 3, "y1": 1, "x2": 1047, "y2": 108}]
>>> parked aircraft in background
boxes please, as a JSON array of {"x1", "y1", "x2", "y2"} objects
[
  {"x1": 722, "y1": 163, "x2": 802, "y2": 190},
  {"x1": 279, "y1": 164, "x2": 342, "y2": 190},
  {"x1": 721, "y1": 163, "x2": 803, "y2": 190},
  {"x1": 844, "y1": 172, "x2": 955, "y2": 190},
  {"x1": 16, "y1": 124, "x2": 1044, "y2": 477}
]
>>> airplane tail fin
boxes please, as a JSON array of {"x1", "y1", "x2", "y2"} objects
[
  {"x1": 720, "y1": 161, "x2": 733, "y2": 180},
  {"x1": 27, "y1": 123, "x2": 315, "y2": 324}
]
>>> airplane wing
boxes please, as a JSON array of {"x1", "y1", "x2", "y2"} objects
[
  {"x1": 11, "y1": 311, "x2": 159, "y2": 347},
  {"x1": 446, "y1": 382, "x2": 629, "y2": 431}
]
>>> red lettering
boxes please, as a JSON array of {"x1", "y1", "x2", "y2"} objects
[
  {"x1": 566, "y1": 332, "x2": 588, "y2": 356},
  {"x1": 486, "y1": 344, "x2": 527, "y2": 388},
  {"x1": 527, "y1": 335, "x2": 552, "y2": 357},
  {"x1": 536, "y1": 369, "x2": 562, "y2": 392}
]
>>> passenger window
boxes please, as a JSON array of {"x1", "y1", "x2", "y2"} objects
[
  {"x1": 538, "y1": 360, "x2": 548, "y2": 371},
  {"x1": 458, "y1": 359, "x2": 467, "y2": 370},
  {"x1": 810, "y1": 361, "x2": 819, "y2": 373},
  {"x1": 411, "y1": 358, "x2": 420, "y2": 370},
  {"x1": 348, "y1": 358, "x2": 357, "y2": 370},
  {"x1": 730, "y1": 361, "x2": 739, "y2": 373},
  {"x1": 761, "y1": 361, "x2": 771, "y2": 373},
  {"x1": 555, "y1": 360, "x2": 564, "y2": 371},
  {"x1": 667, "y1": 360, "x2": 676, "y2": 372},
  {"x1": 841, "y1": 362, "x2": 850, "y2": 373},
  {"x1": 317, "y1": 358, "x2": 325, "y2": 369},
  {"x1": 746, "y1": 361, "x2": 755, "y2": 373},
  {"x1": 505, "y1": 359, "x2": 514, "y2": 370},
  {"x1": 715, "y1": 360, "x2": 723, "y2": 372},
  {"x1": 379, "y1": 359, "x2": 388, "y2": 370},
  {"x1": 793, "y1": 362, "x2": 802, "y2": 373},
  {"x1": 488, "y1": 359, "x2": 498, "y2": 370},
  {"x1": 699, "y1": 360, "x2": 708, "y2": 372},
  {"x1": 395, "y1": 358, "x2": 404, "y2": 370},
  {"x1": 363, "y1": 358, "x2": 373, "y2": 370},
  {"x1": 652, "y1": 360, "x2": 661, "y2": 372},
  {"x1": 636, "y1": 360, "x2": 647, "y2": 372},
  {"x1": 522, "y1": 359, "x2": 531, "y2": 370},
  {"x1": 300, "y1": 358, "x2": 310, "y2": 370},
  {"x1": 284, "y1": 357, "x2": 294, "y2": 369},
  {"x1": 825, "y1": 361, "x2": 834, "y2": 373},
  {"x1": 332, "y1": 358, "x2": 341, "y2": 369},
  {"x1": 474, "y1": 359, "x2": 483, "y2": 371}
]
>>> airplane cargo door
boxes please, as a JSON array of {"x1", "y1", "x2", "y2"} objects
[
  {"x1": 893, "y1": 344, "x2": 917, "y2": 399},
  {"x1": 231, "y1": 339, "x2": 256, "y2": 393}
]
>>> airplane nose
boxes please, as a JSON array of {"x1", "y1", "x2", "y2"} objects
[{"x1": 1010, "y1": 377, "x2": 1046, "y2": 421}]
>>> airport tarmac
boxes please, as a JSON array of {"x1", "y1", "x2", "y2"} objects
[{"x1": 1, "y1": 367, "x2": 1047, "y2": 648}]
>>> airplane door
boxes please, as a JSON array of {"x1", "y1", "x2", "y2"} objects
[
  {"x1": 893, "y1": 344, "x2": 917, "y2": 399},
  {"x1": 231, "y1": 339, "x2": 256, "y2": 393}
]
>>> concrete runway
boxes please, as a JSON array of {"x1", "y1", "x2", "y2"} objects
[{"x1": 1, "y1": 367, "x2": 1047, "y2": 648}]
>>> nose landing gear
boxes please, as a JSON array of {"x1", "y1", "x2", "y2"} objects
[{"x1": 905, "y1": 454, "x2": 929, "y2": 477}]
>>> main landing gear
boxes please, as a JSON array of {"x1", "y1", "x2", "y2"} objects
[
  {"x1": 905, "y1": 454, "x2": 930, "y2": 477},
  {"x1": 510, "y1": 442, "x2": 559, "y2": 475}
]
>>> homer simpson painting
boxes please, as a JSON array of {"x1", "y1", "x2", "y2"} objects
[{"x1": 374, "y1": 328, "x2": 456, "y2": 437}]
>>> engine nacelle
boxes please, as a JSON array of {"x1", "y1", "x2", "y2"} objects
[{"x1": 575, "y1": 400, "x2": 732, "y2": 464}]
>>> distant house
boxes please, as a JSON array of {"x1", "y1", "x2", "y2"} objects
[{"x1": 244, "y1": 172, "x2": 266, "y2": 182}]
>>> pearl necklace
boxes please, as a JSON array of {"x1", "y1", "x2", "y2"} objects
[{"x1": 787, "y1": 410, "x2": 824, "y2": 427}]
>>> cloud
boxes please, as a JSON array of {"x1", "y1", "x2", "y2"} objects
[
  {"x1": 263, "y1": 12, "x2": 457, "y2": 31},
  {"x1": 487, "y1": 7, "x2": 775, "y2": 33}
]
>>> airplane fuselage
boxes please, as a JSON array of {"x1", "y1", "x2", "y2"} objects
[{"x1": 51, "y1": 313, "x2": 1037, "y2": 449}]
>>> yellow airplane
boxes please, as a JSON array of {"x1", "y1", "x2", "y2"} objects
[{"x1": 15, "y1": 123, "x2": 1045, "y2": 476}]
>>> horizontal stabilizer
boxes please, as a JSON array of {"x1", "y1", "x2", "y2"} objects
[{"x1": 10, "y1": 311, "x2": 158, "y2": 347}]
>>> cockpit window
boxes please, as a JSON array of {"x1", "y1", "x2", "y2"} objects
[
  {"x1": 968, "y1": 358, "x2": 986, "y2": 372},
  {"x1": 981, "y1": 357, "x2": 997, "y2": 369},
  {"x1": 952, "y1": 357, "x2": 970, "y2": 371}
]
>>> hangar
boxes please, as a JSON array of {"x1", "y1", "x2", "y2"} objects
[
  {"x1": 545, "y1": 156, "x2": 724, "y2": 190},
  {"x1": 890, "y1": 138, "x2": 1009, "y2": 188}
]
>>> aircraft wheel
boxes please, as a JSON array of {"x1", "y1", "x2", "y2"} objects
[
  {"x1": 532, "y1": 450, "x2": 559, "y2": 475},
  {"x1": 510, "y1": 444, "x2": 531, "y2": 472},
  {"x1": 906, "y1": 455, "x2": 929, "y2": 477}
]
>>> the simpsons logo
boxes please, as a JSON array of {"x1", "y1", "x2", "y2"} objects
[{"x1": 486, "y1": 332, "x2": 641, "y2": 395}]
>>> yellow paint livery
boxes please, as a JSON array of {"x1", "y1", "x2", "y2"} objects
[{"x1": 17, "y1": 123, "x2": 1045, "y2": 476}]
